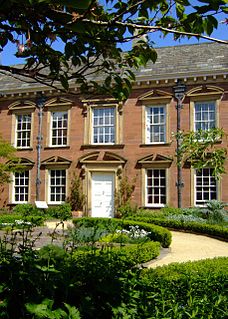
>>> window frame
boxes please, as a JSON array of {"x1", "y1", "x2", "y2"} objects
[
  {"x1": 12, "y1": 170, "x2": 30, "y2": 204},
  {"x1": 92, "y1": 106, "x2": 116, "y2": 145},
  {"x1": 82, "y1": 100, "x2": 123, "y2": 146},
  {"x1": 193, "y1": 100, "x2": 216, "y2": 132},
  {"x1": 50, "y1": 110, "x2": 68, "y2": 147},
  {"x1": 194, "y1": 168, "x2": 218, "y2": 207},
  {"x1": 145, "y1": 105, "x2": 167, "y2": 144},
  {"x1": 141, "y1": 100, "x2": 170, "y2": 145},
  {"x1": 46, "y1": 101, "x2": 71, "y2": 148},
  {"x1": 145, "y1": 168, "x2": 168, "y2": 208},
  {"x1": 11, "y1": 111, "x2": 34, "y2": 149},
  {"x1": 47, "y1": 168, "x2": 67, "y2": 204},
  {"x1": 189, "y1": 95, "x2": 221, "y2": 132}
]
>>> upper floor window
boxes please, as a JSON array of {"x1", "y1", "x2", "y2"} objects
[
  {"x1": 51, "y1": 111, "x2": 68, "y2": 146},
  {"x1": 92, "y1": 107, "x2": 115, "y2": 144},
  {"x1": 146, "y1": 106, "x2": 166, "y2": 143},
  {"x1": 194, "y1": 101, "x2": 216, "y2": 131},
  {"x1": 13, "y1": 170, "x2": 29, "y2": 203},
  {"x1": 146, "y1": 168, "x2": 166, "y2": 207},
  {"x1": 49, "y1": 169, "x2": 66, "y2": 204},
  {"x1": 195, "y1": 168, "x2": 217, "y2": 206},
  {"x1": 16, "y1": 114, "x2": 32, "y2": 148}
]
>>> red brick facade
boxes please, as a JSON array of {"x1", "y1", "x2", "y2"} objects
[{"x1": 0, "y1": 43, "x2": 227, "y2": 215}]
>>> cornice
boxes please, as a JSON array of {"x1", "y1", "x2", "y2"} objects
[{"x1": 0, "y1": 71, "x2": 227, "y2": 100}]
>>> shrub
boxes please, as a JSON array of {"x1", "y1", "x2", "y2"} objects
[
  {"x1": 66, "y1": 173, "x2": 86, "y2": 211},
  {"x1": 128, "y1": 216, "x2": 228, "y2": 241},
  {"x1": 0, "y1": 214, "x2": 44, "y2": 228},
  {"x1": 201, "y1": 200, "x2": 228, "y2": 224},
  {"x1": 73, "y1": 218, "x2": 172, "y2": 248},
  {"x1": 46, "y1": 203, "x2": 72, "y2": 220},
  {"x1": 13, "y1": 203, "x2": 42, "y2": 216},
  {"x1": 137, "y1": 257, "x2": 228, "y2": 319}
]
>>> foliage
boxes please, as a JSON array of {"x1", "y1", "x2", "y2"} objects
[
  {"x1": 99, "y1": 226, "x2": 152, "y2": 244},
  {"x1": 174, "y1": 128, "x2": 227, "y2": 179},
  {"x1": 46, "y1": 203, "x2": 72, "y2": 221},
  {"x1": 136, "y1": 257, "x2": 228, "y2": 318},
  {"x1": 66, "y1": 174, "x2": 86, "y2": 211},
  {"x1": 201, "y1": 200, "x2": 228, "y2": 224},
  {"x1": 13, "y1": 203, "x2": 42, "y2": 216},
  {"x1": 115, "y1": 176, "x2": 137, "y2": 218},
  {"x1": 0, "y1": 214, "x2": 44, "y2": 228},
  {"x1": 0, "y1": 136, "x2": 25, "y2": 185},
  {"x1": 0, "y1": 1, "x2": 227, "y2": 99},
  {"x1": 128, "y1": 215, "x2": 228, "y2": 241},
  {"x1": 73, "y1": 217, "x2": 172, "y2": 248},
  {"x1": 26, "y1": 299, "x2": 81, "y2": 319},
  {"x1": 0, "y1": 213, "x2": 227, "y2": 319}
]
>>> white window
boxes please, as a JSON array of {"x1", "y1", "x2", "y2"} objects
[
  {"x1": 51, "y1": 111, "x2": 68, "y2": 146},
  {"x1": 195, "y1": 168, "x2": 217, "y2": 206},
  {"x1": 49, "y1": 169, "x2": 66, "y2": 203},
  {"x1": 146, "y1": 169, "x2": 166, "y2": 206},
  {"x1": 16, "y1": 114, "x2": 31, "y2": 148},
  {"x1": 92, "y1": 107, "x2": 115, "y2": 144},
  {"x1": 13, "y1": 171, "x2": 29, "y2": 203},
  {"x1": 146, "y1": 106, "x2": 166, "y2": 143},
  {"x1": 194, "y1": 101, "x2": 216, "y2": 132}
]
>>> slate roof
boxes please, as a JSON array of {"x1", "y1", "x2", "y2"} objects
[
  {"x1": 135, "y1": 42, "x2": 228, "y2": 80},
  {"x1": 0, "y1": 42, "x2": 227, "y2": 94}
]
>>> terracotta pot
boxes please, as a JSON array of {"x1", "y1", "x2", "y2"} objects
[{"x1": 71, "y1": 210, "x2": 83, "y2": 218}]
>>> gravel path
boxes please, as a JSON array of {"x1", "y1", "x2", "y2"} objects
[{"x1": 146, "y1": 231, "x2": 228, "y2": 268}]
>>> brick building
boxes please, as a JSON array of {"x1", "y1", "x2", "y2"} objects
[{"x1": 0, "y1": 42, "x2": 227, "y2": 217}]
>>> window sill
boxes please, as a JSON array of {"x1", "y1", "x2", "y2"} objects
[
  {"x1": 81, "y1": 144, "x2": 125, "y2": 149},
  {"x1": 144, "y1": 205, "x2": 166, "y2": 208},
  {"x1": 140, "y1": 143, "x2": 171, "y2": 147},
  {"x1": 16, "y1": 147, "x2": 33, "y2": 151},
  {"x1": 44, "y1": 145, "x2": 70, "y2": 150}
]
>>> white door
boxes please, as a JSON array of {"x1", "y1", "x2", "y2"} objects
[{"x1": 91, "y1": 172, "x2": 114, "y2": 218}]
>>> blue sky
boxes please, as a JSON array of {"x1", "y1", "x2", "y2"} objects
[{"x1": 1, "y1": 1, "x2": 227, "y2": 66}]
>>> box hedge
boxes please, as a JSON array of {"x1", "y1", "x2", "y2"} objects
[
  {"x1": 127, "y1": 216, "x2": 228, "y2": 241},
  {"x1": 136, "y1": 257, "x2": 228, "y2": 318}
]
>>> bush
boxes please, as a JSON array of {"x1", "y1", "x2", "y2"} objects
[
  {"x1": 128, "y1": 216, "x2": 228, "y2": 241},
  {"x1": 73, "y1": 218, "x2": 172, "y2": 248},
  {"x1": 45, "y1": 203, "x2": 72, "y2": 220},
  {"x1": 137, "y1": 257, "x2": 228, "y2": 318},
  {"x1": 13, "y1": 203, "x2": 42, "y2": 216},
  {"x1": 0, "y1": 214, "x2": 44, "y2": 228}
]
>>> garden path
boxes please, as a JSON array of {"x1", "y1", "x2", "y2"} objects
[{"x1": 146, "y1": 231, "x2": 228, "y2": 268}]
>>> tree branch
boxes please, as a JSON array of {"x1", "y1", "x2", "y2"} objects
[{"x1": 81, "y1": 19, "x2": 228, "y2": 44}]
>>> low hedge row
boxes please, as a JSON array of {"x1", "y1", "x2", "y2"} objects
[
  {"x1": 0, "y1": 214, "x2": 44, "y2": 228},
  {"x1": 136, "y1": 257, "x2": 228, "y2": 318},
  {"x1": 127, "y1": 215, "x2": 228, "y2": 241},
  {"x1": 72, "y1": 217, "x2": 172, "y2": 247},
  {"x1": 72, "y1": 241, "x2": 160, "y2": 267}
]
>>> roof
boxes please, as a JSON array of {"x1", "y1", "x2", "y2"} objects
[
  {"x1": 0, "y1": 42, "x2": 227, "y2": 94},
  {"x1": 135, "y1": 42, "x2": 228, "y2": 80}
]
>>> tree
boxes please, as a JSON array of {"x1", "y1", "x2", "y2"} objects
[
  {"x1": 0, "y1": 136, "x2": 24, "y2": 185},
  {"x1": 174, "y1": 128, "x2": 227, "y2": 179},
  {"x1": 0, "y1": 0, "x2": 227, "y2": 100}
]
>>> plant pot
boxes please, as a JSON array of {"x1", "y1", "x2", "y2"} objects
[{"x1": 71, "y1": 210, "x2": 83, "y2": 218}]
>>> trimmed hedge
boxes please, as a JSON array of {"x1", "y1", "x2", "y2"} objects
[
  {"x1": 72, "y1": 241, "x2": 160, "y2": 267},
  {"x1": 127, "y1": 215, "x2": 228, "y2": 241},
  {"x1": 0, "y1": 214, "x2": 44, "y2": 227},
  {"x1": 73, "y1": 217, "x2": 172, "y2": 247},
  {"x1": 137, "y1": 257, "x2": 228, "y2": 318}
]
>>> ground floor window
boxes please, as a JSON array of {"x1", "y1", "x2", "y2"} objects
[
  {"x1": 13, "y1": 171, "x2": 29, "y2": 203},
  {"x1": 49, "y1": 169, "x2": 66, "y2": 203},
  {"x1": 146, "y1": 169, "x2": 166, "y2": 206},
  {"x1": 195, "y1": 168, "x2": 217, "y2": 205}
]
